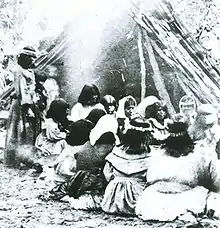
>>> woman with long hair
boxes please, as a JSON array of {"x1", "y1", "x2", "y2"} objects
[
  {"x1": 136, "y1": 96, "x2": 172, "y2": 145},
  {"x1": 35, "y1": 98, "x2": 70, "y2": 157},
  {"x1": 70, "y1": 84, "x2": 105, "y2": 122}
]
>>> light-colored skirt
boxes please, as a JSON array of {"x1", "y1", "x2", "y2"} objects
[
  {"x1": 101, "y1": 177, "x2": 145, "y2": 215},
  {"x1": 135, "y1": 182, "x2": 208, "y2": 221},
  {"x1": 35, "y1": 132, "x2": 66, "y2": 156}
]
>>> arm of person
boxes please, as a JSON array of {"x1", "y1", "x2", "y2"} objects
[
  {"x1": 209, "y1": 159, "x2": 220, "y2": 193},
  {"x1": 69, "y1": 103, "x2": 82, "y2": 122},
  {"x1": 103, "y1": 161, "x2": 114, "y2": 183},
  {"x1": 45, "y1": 119, "x2": 66, "y2": 140}
]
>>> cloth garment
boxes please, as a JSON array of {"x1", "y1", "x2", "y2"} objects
[
  {"x1": 35, "y1": 118, "x2": 66, "y2": 156},
  {"x1": 147, "y1": 117, "x2": 171, "y2": 143},
  {"x1": 135, "y1": 96, "x2": 160, "y2": 118},
  {"x1": 136, "y1": 184, "x2": 208, "y2": 221},
  {"x1": 89, "y1": 114, "x2": 120, "y2": 146},
  {"x1": 135, "y1": 145, "x2": 220, "y2": 222},
  {"x1": 101, "y1": 145, "x2": 153, "y2": 215},
  {"x1": 70, "y1": 102, "x2": 105, "y2": 122},
  {"x1": 5, "y1": 66, "x2": 40, "y2": 166}
]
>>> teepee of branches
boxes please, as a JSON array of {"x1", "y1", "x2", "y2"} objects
[{"x1": 132, "y1": 0, "x2": 220, "y2": 115}]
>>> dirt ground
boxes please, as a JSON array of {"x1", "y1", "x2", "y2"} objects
[{"x1": 0, "y1": 147, "x2": 220, "y2": 228}]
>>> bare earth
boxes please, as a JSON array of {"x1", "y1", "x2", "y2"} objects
[{"x1": 0, "y1": 149, "x2": 219, "y2": 228}]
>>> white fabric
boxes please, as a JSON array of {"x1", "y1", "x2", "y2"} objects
[
  {"x1": 89, "y1": 114, "x2": 119, "y2": 146},
  {"x1": 135, "y1": 96, "x2": 160, "y2": 118},
  {"x1": 136, "y1": 185, "x2": 208, "y2": 221},
  {"x1": 135, "y1": 145, "x2": 220, "y2": 222},
  {"x1": 105, "y1": 145, "x2": 151, "y2": 176},
  {"x1": 70, "y1": 102, "x2": 105, "y2": 122},
  {"x1": 116, "y1": 95, "x2": 137, "y2": 119},
  {"x1": 101, "y1": 177, "x2": 144, "y2": 215}
]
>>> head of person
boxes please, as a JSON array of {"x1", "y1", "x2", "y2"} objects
[
  {"x1": 124, "y1": 96, "x2": 137, "y2": 119},
  {"x1": 194, "y1": 104, "x2": 218, "y2": 130},
  {"x1": 43, "y1": 78, "x2": 59, "y2": 95},
  {"x1": 163, "y1": 121, "x2": 194, "y2": 157},
  {"x1": 78, "y1": 84, "x2": 100, "y2": 106},
  {"x1": 188, "y1": 104, "x2": 218, "y2": 142},
  {"x1": 100, "y1": 95, "x2": 118, "y2": 114},
  {"x1": 122, "y1": 116, "x2": 152, "y2": 154},
  {"x1": 46, "y1": 98, "x2": 69, "y2": 122},
  {"x1": 136, "y1": 95, "x2": 160, "y2": 118},
  {"x1": 145, "y1": 101, "x2": 168, "y2": 123},
  {"x1": 117, "y1": 96, "x2": 137, "y2": 120},
  {"x1": 17, "y1": 46, "x2": 37, "y2": 69},
  {"x1": 179, "y1": 95, "x2": 197, "y2": 118},
  {"x1": 66, "y1": 119, "x2": 94, "y2": 146},
  {"x1": 85, "y1": 108, "x2": 106, "y2": 126}
]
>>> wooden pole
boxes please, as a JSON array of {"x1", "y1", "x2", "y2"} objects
[
  {"x1": 137, "y1": 27, "x2": 146, "y2": 101},
  {"x1": 143, "y1": 29, "x2": 176, "y2": 116}
]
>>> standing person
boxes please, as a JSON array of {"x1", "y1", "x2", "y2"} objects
[
  {"x1": 4, "y1": 46, "x2": 38, "y2": 167},
  {"x1": 70, "y1": 84, "x2": 105, "y2": 122}
]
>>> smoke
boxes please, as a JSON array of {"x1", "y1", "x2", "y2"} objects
[{"x1": 20, "y1": 0, "x2": 161, "y2": 104}]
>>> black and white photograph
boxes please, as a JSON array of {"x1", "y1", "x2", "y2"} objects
[{"x1": 1, "y1": 0, "x2": 220, "y2": 227}]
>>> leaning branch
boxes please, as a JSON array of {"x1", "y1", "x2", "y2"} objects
[
  {"x1": 137, "y1": 27, "x2": 146, "y2": 101},
  {"x1": 143, "y1": 29, "x2": 176, "y2": 116}
]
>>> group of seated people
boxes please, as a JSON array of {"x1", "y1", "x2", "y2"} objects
[{"x1": 31, "y1": 83, "x2": 220, "y2": 222}]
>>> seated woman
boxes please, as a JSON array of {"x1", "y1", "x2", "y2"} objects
[
  {"x1": 53, "y1": 108, "x2": 107, "y2": 178},
  {"x1": 53, "y1": 119, "x2": 95, "y2": 179},
  {"x1": 135, "y1": 120, "x2": 220, "y2": 222},
  {"x1": 91, "y1": 95, "x2": 119, "y2": 145},
  {"x1": 136, "y1": 96, "x2": 171, "y2": 145},
  {"x1": 101, "y1": 117, "x2": 154, "y2": 215},
  {"x1": 49, "y1": 121, "x2": 116, "y2": 210},
  {"x1": 100, "y1": 95, "x2": 118, "y2": 115},
  {"x1": 188, "y1": 104, "x2": 220, "y2": 158},
  {"x1": 135, "y1": 95, "x2": 160, "y2": 118},
  {"x1": 70, "y1": 84, "x2": 105, "y2": 122},
  {"x1": 178, "y1": 95, "x2": 197, "y2": 126},
  {"x1": 35, "y1": 98, "x2": 70, "y2": 158},
  {"x1": 116, "y1": 95, "x2": 138, "y2": 141}
]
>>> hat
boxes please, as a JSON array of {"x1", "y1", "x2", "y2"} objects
[{"x1": 19, "y1": 46, "x2": 37, "y2": 58}]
